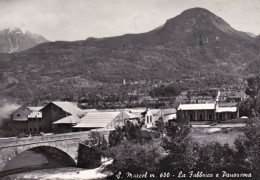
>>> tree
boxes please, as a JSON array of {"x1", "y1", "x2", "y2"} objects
[
  {"x1": 108, "y1": 122, "x2": 157, "y2": 146},
  {"x1": 103, "y1": 121, "x2": 164, "y2": 174},
  {"x1": 150, "y1": 85, "x2": 181, "y2": 99},
  {"x1": 155, "y1": 117, "x2": 165, "y2": 137},
  {"x1": 103, "y1": 139, "x2": 165, "y2": 173},
  {"x1": 160, "y1": 110, "x2": 198, "y2": 171},
  {"x1": 196, "y1": 142, "x2": 235, "y2": 173},
  {"x1": 85, "y1": 132, "x2": 108, "y2": 150},
  {"x1": 234, "y1": 119, "x2": 260, "y2": 178},
  {"x1": 239, "y1": 97, "x2": 255, "y2": 117},
  {"x1": 245, "y1": 76, "x2": 260, "y2": 117}
]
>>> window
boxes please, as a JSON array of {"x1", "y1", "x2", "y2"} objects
[
  {"x1": 24, "y1": 129, "x2": 26, "y2": 132},
  {"x1": 30, "y1": 128, "x2": 32, "y2": 132},
  {"x1": 190, "y1": 114, "x2": 193, "y2": 120},
  {"x1": 209, "y1": 114, "x2": 213, "y2": 120},
  {"x1": 39, "y1": 127, "x2": 41, "y2": 131},
  {"x1": 199, "y1": 114, "x2": 203, "y2": 120},
  {"x1": 17, "y1": 114, "x2": 20, "y2": 117},
  {"x1": 231, "y1": 114, "x2": 234, "y2": 119},
  {"x1": 146, "y1": 116, "x2": 149, "y2": 123},
  {"x1": 34, "y1": 128, "x2": 36, "y2": 132},
  {"x1": 219, "y1": 114, "x2": 222, "y2": 120},
  {"x1": 150, "y1": 116, "x2": 153, "y2": 123}
]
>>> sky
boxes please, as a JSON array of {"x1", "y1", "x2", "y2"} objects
[{"x1": 0, "y1": 0, "x2": 259, "y2": 41}]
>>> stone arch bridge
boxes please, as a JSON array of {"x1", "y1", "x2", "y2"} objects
[{"x1": 0, "y1": 131, "x2": 90, "y2": 171}]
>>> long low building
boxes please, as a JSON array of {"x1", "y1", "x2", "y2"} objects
[
  {"x1": 73, "y1": 112, "x2": 123, "y2": 131},
  {"x1": 177, "y1": 102, "x2": 239, "y2": 121},
  {"x1": 215, "y1": 104, "x2": 239, "y2": 121}
]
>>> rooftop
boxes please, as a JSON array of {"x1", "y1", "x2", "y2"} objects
[
  {"x1": 73, "y1": 112, "x2": 121, "y2": 128},
  {"x1": 123, "y1": 111, "x2": 142, "y2": 119},
  {"x1": 218, "y1": 102, "x2": 237, "y2": 107},
  {"x1": 28, "y1": 106, "x2": 44, "y2": 112},
  {"x1": 177, "y1": 103, "x2": 216, "y2": 110},
  {"x1": 53, "y1": 115, "x2": 81, "y2": 124},
  {"x1": 216, "y1": 107, "x2": 237, "y2": 113},
  {"x1": 51, "y1": 101, "x2": 84, "y2": 117},
  {"x1": 163, "y1": 108, "x2": 177, "y2": 115}
]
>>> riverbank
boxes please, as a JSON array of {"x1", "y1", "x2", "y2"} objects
[{"x1": 2, "y1": 159, "x2": 113, "y2": 180}]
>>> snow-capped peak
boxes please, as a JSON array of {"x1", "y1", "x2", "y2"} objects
[{"x1": 7, "y1": 27, "x2": 29, "y2": 34}]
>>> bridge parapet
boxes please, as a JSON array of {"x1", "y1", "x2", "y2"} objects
[{"x1": 0, "y1": 131, "x2": 90, "y2": 148}]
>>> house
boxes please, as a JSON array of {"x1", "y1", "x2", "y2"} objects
[
  {"x1": 218, "y1": 91, "x2": 245, "y2": 102},
  {"x1": 143, "y1": 108, "x2": 177, "y2": 125},
  {"x1": 226, "y1": 96, "x2": 242, "y2": 102},
  {"x1": 12, "y1": 106, "x2": 43, "y2": 134},
  {"x1": 189, "y1": 95, "x2": 214, "y2": 103},
  {"x1": 162, "y1": 108, "x2": 177, "y2": 122},
  {"x1": 40, "y1": 101, "x2": 85, "y2": 132},
  {"x1": 123, "y1": 111, "x2": 142, "y2": 125},
  {"x1": 177, "y1": 103, "x2": 216, "y2": 121},
  {"x1": 128, "y1": 108, "x2": 156, "y2": 128},
  {"x1": 150, "y1": 109, "x2": 163, "y2": 122}
]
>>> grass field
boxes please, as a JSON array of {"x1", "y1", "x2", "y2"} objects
[{"x1": 191, "y1": 127, "x2": 244, "y2": 148}]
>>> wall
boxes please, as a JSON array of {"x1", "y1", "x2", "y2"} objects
[
  {"x1": 12, "y1": 107, "x2": 31, "y2": 134},
  {"x1": 41, "y1": 103, "x2": 68, "y2": 132},
  {"x1": 216, "y1": 112, "x2": 238, "y2": 120},
  {"x1": 27, "y1": 118, "x2": 42, "y2": 133},
  {"x1": 53, "y1": 124, "x2": 73, "y2": 133},
  {"x1": 12, "y1": 107, "x2": 31, "y2": 121},
  {"x1": 13, "y1": 121, "x2": 27, "y2": 134},
  {"x1": 77, "y1": 143, "x2": 101, "y2": 168},
  {"x1": 145, "y1": 110, "x2": 154, "y2": 128},
  {"x1": 184, "y1": 110, "x2": 215, "y2": 121}
]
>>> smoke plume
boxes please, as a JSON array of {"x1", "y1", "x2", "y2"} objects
[{"x1": 0, "y1": 97, "x2": 21, "y2": 127}]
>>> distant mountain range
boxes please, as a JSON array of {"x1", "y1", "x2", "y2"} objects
[
  {"x1": 0, "y1": 8, "x2": 260, "y2": 102},
  {"x1": 0, "y1": 27, "x2": 49, "y2": 53}
]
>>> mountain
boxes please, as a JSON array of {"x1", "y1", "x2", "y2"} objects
[
  {"x1": 0, "y1": 8, "x2": 260, "y2": 102},
  {"x1": 0, "y1": 27, "x2": 49, "y2": 53},
  {"x1": 256, "y1": 34, "x2": 260, "y2": 44}
]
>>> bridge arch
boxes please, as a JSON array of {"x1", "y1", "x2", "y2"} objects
[
  {"x1": 0, "y1": 142, "x2": 78, "y2": 171},
  {"x1": 0, "y1": 131, "x2": 90, "y2": 171},
  {"x1": 2, "y1": 145, "x2": 77, "y2": 171}
]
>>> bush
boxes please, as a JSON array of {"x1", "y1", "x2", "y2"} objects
[{"x1": 103, "y1": 139, "x2": 165, "y2": 173}]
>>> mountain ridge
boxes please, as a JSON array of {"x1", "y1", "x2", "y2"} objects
[{"x1": 0, "y1": 7, "x2": 259, "y2": 102}]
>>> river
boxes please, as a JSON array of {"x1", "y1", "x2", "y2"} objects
[{"x1": 0, "y1": 150, "x2": 112, "y2": 180}]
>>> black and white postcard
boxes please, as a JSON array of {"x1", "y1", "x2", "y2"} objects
[{"x1": 0, "y1": 0, "x2": 259, "y2": 179}]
